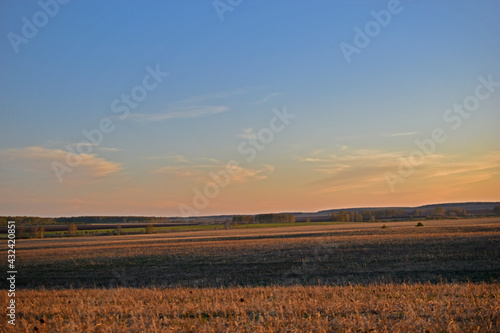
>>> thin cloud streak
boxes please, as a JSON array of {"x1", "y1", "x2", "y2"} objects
[
  {"x1": 129, "y1": 106, "x2": 228, "y2": 122},
  {"x1": 172, "y1": 89, "x2": 246, "y2": 105},
  {"x1": 300, "y1": 148, "x2": 500, "y2": 196},
  {"x1": 384, "y1": 132, "x2": 419, "y2": 137},
  {"x1": 154, "y1": 159, "x2": 274, "y2": 184}
]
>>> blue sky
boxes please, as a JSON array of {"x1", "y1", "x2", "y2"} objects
[{"x1": 1, "y1": 1, "x2": 499, "y2": 217}]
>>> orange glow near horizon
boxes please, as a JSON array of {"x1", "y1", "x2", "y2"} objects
[{"x1": 2, "y1": 146, "x2": 498, "y2": 217}]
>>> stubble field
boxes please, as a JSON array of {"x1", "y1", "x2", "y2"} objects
[{"x1": 2, "y1": 218, "x2": 500, "y2": 332}]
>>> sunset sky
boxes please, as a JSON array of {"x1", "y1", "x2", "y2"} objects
[{"x1": 1, "y1": 1, "x2": 499, "y2": 217}]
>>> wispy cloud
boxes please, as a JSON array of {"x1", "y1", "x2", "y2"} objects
[
  {"x1": 334, "y1": 132, "x2": 419, "y2": 141},
  {"x1": 0, "y1": 146, "x2": 122, "y2": 180},
  {"x1": 231, "y1": 164, "x2": 275, "y2": 183},
  {"x1": 300, "y1": 148, "x2": 500, "y2": 195},
  {"x1": 420, "y1": 152, "x2": 500, "y2": 180},
  {"x1": 154, "y1": 165, "x2": 196, "y2": 178},
  {"x1": 173, "y1": 89, "x2": 245, "y2": 104},
  {"x1": 66, "y1": 142, "x2": 93, "y2": 148},
  {"x1": 129, "y1": 106, "x2": 228, "y2": 122},
  {"x1": 383, "y1": 131, "x2": 419, "y2": 137},
  {"x1": 301, "y1": 149, "x2": 401, "y2": 193},
  {"x1": 300, "y1": 157, "x2": 327, "y2": 162},
  {"x1": 167, "y1": 154, "x2": 188, "y2": 163},
  {"x1": 97, "y1": 147, "x2": 123, "y2": 152},
  {"x1": 154, "y1": 159, "x2": 274, "y2": 184},
  {"x1": 310, "y1": 149, "x2": 325, "y2": 156},
  {"x1": 313, "y1": 164, "x2": 351, "y2": 174},
  {"x1": 128, "y1": 89, "x2": 246, "y2": 123},
  {"x1": 148, "y1": 154, "x2": 189, "y2": 163}
]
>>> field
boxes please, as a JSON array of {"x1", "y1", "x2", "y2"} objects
[
  {"x1": 2, "y1": 218, "x2": 500, "y2": 332},
  {"x1": 0, "y1": 221, "x2": 348, "y2": 239}
]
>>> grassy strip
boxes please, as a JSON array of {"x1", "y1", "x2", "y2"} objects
[{"x1": 0, "y1": 221, "x2": 348, "y2": 239}]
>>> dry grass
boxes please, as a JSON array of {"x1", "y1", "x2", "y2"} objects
[
  {"x1": 2, "y1": 219, "x2": 500, "y2": 332},
  {"x1": 7, "y1": 283, "x2": 500, "y2": 332}
]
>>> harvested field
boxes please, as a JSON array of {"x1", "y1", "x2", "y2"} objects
[
  {"x1": 2, "y1": 218, "x2": 500, "y2": 332},
  {"x1": 7, "y1": 219, "x2": 500, "y2": 288},
  {"x1": 10, "y1": 283, "x2": 500, "y2": 332}
]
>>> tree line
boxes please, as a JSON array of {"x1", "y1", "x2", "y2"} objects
[
  {"x1": 0, "y1": 216, "x2": 170, "y2": 226},
  {"x1": 330, "y1": 206, "x2": 471, "y2": 222},
  {"x1": 232, "y1": 214, "x2": 295, "y2": 225},
  {"x1": 2, "y1": 205, "x2": 499, "y2": 227}
]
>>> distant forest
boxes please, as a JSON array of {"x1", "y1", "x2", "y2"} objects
[
  {"x1": 1, "y1": 204, "x2": 499, "y2": 226},
  {"x1": 329, "y1": 207, "x2": 469, "y2": 222},
  {"x1": 0, "y1": 216, "x2": 170, "y2": 226}
]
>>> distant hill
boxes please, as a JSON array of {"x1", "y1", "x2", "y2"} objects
[
  {"x1": 415, "y1": 202, "x2": 499, "y2": 214},
  {"x1": 316, "y1": 202, "x2": 500, "y2": 216}
]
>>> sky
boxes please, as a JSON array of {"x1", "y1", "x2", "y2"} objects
[{"x1": 1, "y1": 0, "x2": 499, "y2": 217}]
